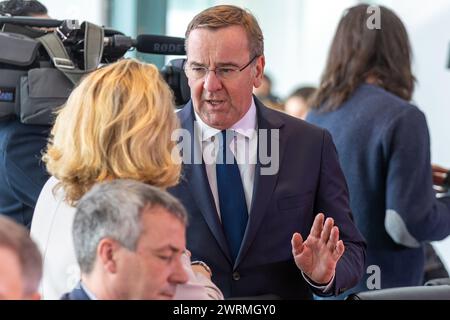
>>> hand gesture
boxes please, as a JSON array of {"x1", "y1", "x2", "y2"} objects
[{"x1": 291, "y1": 213, "x2": 345, "y2": 285}]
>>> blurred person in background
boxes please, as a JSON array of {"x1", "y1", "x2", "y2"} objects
[
  {"x1": 284, "y1": 86, "x2": 316, "y2": 120},
  {"x1": 253, "y1": 74, "x2": 283, "y2": 110},
  {"x1": 308, "y1": 4, "x2": 450, "y2": 295}
]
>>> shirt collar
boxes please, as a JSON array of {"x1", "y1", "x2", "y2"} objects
[
  {"x1": 194, "y1": 98, "x2": 257, "y2": 142},
  {"x1": 80, "y1": 282, "x2": 98, "y2": 300}
]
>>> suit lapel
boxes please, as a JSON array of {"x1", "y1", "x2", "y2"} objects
[
  {"x1": 235, "y1": 99, "x2": 286, "y2": 267},
  {"x1": 178, "y1": 103, "x2": 233, "y2": 264}
]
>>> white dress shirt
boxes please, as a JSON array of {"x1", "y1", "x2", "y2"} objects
[{"x1": 194, "y1": 99, "x2": 258, "y2": 218}]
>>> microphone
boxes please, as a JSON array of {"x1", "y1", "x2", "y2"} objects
[
  {"x1": 136, "y1": 34, "x2": 186, "y2": 55},
  {"x1": 104, "y1": 35, "x2": 136, "y2": 49}
]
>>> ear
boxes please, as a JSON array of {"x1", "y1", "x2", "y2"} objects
[
  {"x1": 253, "y1": 55, "x2": 266, "y2": 88},
  {"x1": 97, "y1": 238, "x2": 119, "y2": 274}
]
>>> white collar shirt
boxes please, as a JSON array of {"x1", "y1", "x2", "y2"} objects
[{"x1": 194, "y1": 98, "x2": 258, "y2": 219}]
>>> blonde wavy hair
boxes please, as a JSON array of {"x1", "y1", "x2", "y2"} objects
[{"x1": 44, "y1": 59, "x2": 181, "y2": 205}]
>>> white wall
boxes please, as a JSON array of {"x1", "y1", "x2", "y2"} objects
[
  {"x1": 247, "y1": 0, "x2": 357, "y2": 98},
  {"x1": 39, "y1": 0, "x2": 106, "y2": 25}
]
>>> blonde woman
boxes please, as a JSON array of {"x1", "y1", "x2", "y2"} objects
[{"x1": 30, "y1": 59, "x2": 223, "y2": 300}]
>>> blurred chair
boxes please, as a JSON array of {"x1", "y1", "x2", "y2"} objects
[
  {"x1": 423, "y1": 243, "x2": 449, "y2": 283},
  {"x1": 346, "y1": 285, "x2": 450, "y2": 300},
  {"x1": 425, "y1": 277, "x2": 450, "y2": 286},
  {"x1": 228, "y1": 294, "x2": 281, "y2": 300}
]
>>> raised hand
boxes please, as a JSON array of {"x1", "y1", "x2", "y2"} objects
[{"x1": 291, "y1": 213, "x2": 345, "y2": 285}]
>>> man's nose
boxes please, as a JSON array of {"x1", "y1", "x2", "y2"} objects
[
  {"x1": 170, "y1": 256, "x2": 189, "y2": 285},
  {"x1": 203, "y1": 70, "x2": 223, "y2": 92}
]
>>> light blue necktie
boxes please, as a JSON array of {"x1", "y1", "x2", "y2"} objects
[{"x1": 216, "y1": 130, "x2": 249, "y2": 262}]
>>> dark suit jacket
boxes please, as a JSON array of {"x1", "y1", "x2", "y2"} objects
[
  {"x1": 0, "y1": 118, "x2": 50, "y2": 228},
  {"x1": 60, "y1": 283, "x2": 91, "y2": 300},
  {"x1": 169, "y1": 98, "x2": 366, "y2": 299}
]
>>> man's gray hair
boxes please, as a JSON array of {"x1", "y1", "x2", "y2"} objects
[
  {"x1": 73, "y1": 179, "x2": 188, "y2": 274},
  {"x1": 0, "y1": 216, "x2": 43, "y2": 295}
]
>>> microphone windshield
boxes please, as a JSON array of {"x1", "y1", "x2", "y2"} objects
[{"x1": 136, "y1": 34, "x2": 186, "y2": 55}]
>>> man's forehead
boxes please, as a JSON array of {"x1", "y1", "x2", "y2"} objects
[
  {"x1": 187, "y1": 26, "x2": 250, "y2": 57},
  {"x1": 138, "y1": 210, "x2": 186, "y2": 248},
  {"x1": 138, "y1": 230, "x2": 186, "y2": 253},
  {"x1": 141, "y1": 208, "x2": 185, "y2": 229}
]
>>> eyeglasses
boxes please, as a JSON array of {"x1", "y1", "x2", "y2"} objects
[{"x1": 184, "y1": 55, "x2": 259, "y2": 81}]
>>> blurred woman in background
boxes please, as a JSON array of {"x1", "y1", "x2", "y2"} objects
[{"x1": 307, "y1": 4, "x2": 450, "y2": 294}]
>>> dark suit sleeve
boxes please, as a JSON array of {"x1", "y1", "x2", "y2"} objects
[
  {"x1": 383, "y1": 108, "x2": 450, "y2": 244},
  {"x1": 314, "y1": 130, "x2": 367, "y2": 296},
  {"x1": 0, "y1": 123, "x2": 50, "y2": 227},
  {"x1": 4, "y1": 126, "x2": 50, "y2": 208}
]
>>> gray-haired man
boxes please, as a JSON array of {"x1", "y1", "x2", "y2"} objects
[{"x1": 61, "y1": 179, "x2": 189, "y2": 300}]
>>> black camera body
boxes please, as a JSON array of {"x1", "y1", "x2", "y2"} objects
[{"x1": 0, "y1": 16, "x2": 190, "y2": 125}]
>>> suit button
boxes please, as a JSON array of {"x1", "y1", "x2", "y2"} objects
[{"x1": 233, "y1": 272, "x2": 241, "y2": 281}]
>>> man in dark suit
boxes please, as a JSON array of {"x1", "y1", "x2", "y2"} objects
[{"x1": 169, "y1": 5, "x2": 366, "y2": 299}]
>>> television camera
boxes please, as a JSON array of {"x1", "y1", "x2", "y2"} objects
[{"x1": 0, "y1": 15, "x2": 190, "y2": 125}]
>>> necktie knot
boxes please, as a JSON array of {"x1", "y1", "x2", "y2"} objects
[{"x1": 217, "y1": 130, "x2": 235, "y2": 165}]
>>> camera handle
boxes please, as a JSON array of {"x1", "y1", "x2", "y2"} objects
[{"x1": 37, "y1": 22, "x2": 104, "y2": 85}]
